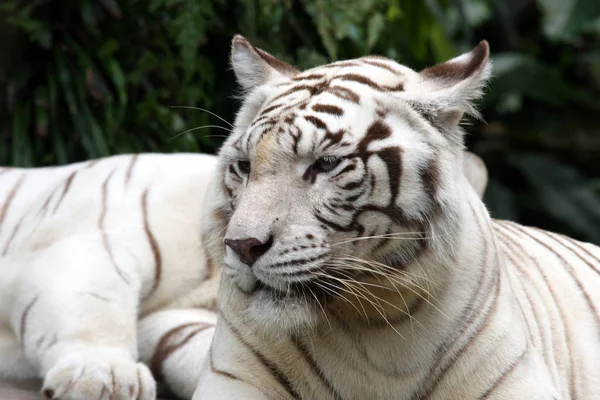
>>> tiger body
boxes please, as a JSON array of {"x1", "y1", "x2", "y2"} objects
[
  {"x1": 0, "y1": 143, "x2": 488, "y2": 399},
  {"x1": 0, "y1": 153, "x2": 219, "y2": 399},
  {"x1": 1, "y1": 34, "x2": 599, "y2": 400},
  {"x1": 193, "y1": 37, "x2": 600, "y2": 399}
]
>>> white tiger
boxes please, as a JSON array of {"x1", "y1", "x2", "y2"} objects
[
  {"x1": 191, "y1": 36, "x2": 600, "y2": 399},
  {"x1": 0, "y1": 149, "x2": 487, "y2": 400},
  {"x1": 0, "y1": 154, "x2": 221, "y2": 399}
]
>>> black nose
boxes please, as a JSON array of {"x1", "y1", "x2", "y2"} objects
[{"x1": 224, "y1": 236, "x2": 273, "y2": 265}]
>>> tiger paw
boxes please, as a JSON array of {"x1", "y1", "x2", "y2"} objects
[{"x1": 41, "y1": 346, "x2": 156, "y2": 400}]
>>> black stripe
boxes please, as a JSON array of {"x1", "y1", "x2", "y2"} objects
[
  {"x1": 498, "y1": 222, "x2": 577, "y2": 399},
  {"x1": 209, "y1": 347, "x2": 247, "y2": 384},
  {"x1": 260, "y1": 103, "x2": 286, "y2": 116},
  {"x1": 416, "y1": 267, "x2": 501, "y2": 399},
  {"x1": 326, "y1": 86, "x2": 360, "y2": 104},
  {"x1": 292, "y1": 335, "x2": 343, "y2": 399},
  {"x1": 2, "y1": 215, "x2": 25, "y2": 255},
  {"x1": 100, "y1": 169, "x2": 130, "y2": 285},
  {"x1": 477, "y1": 344, "x2": 528, "y2": 399},
  {"x1": 304, "y1": 115, "x2": 327, "y2": 130},
  {"x1": 20, "y1": 295, "x2": 40, "y2": 347},
  {"x1": 0, "y1": 174, "x2": 25, "y2": 232},
  {"x1": 269, "y1": 253, "x2": 329, "y2": 271},
  {"x1": 360, "y1": 58, "x2": 401, "y2": 74},
  {"x1": 312, "y1": 104, "x2": 344, "y2": 116},
  {"x1": 125, "y1": 154, "x2": 139, "y2": 185},
  {"x1": 341, "y1": 177, "x2": 365, "y2": 190},
  {"x1": 293, "y1": 73, "x2": 326, "y2": 81},
  {"x1": 314, "y1": 212, "x2": 354, "y2": 232},
  {"x1": 331, "y1": 164, "x2": 356, "y2": 178},
  {"x1": 334, "y1": 73, "x2": 404, "y2": 92},
  {"x1": 53, "y1": 170, "x2": 77, "y2": 214},
  {"x1": 142, "y1": 189, "x2": 162, "y2": 293},
  {"x1": 221, "y1": 314, "x2": 301, "y2": 399}
]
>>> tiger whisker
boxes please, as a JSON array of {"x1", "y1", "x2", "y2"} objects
[
  {"x1": 326, "y1": 258, "x2": 447, "y2": 317},
  {"x1": 304, "y1": 282, "x2": 333, "y2": 333},
  {"x1": 315, "y1": 270, "x2": 424, "y2": 332},
  {"x1": 314, "y1": 274, "x2": 399, "y2": 333},
  {"x1": 312, "y1": 279, "x2": 370, "y2": 321},
  {"x1": 169, "y1": 105, "x2": 234, "y2": 127},
  {"x1": 328, "y1": 256, "x2": 434, "y2": 292},
  {"x1": 331, "y1": 232, "x2": 450, "y2": 246},
  {"x1": 325, "y1": 262, "x2": 431, "y2": 298},
  {"x1": 337, "y1": 279, "x2": 407, "y2": 339},
  {"x1": 333, "y1": 254, "x2": 435, "y2": 285},
  {"x1": 170, "y1": 125, "x2": 233, "y2": 141}
]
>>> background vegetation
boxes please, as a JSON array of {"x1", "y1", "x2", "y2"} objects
[{"x1": 1, "y1": 0, "x2": 600, "y2": 244}]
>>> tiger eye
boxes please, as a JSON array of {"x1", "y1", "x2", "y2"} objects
[
  {"x1": 314, "y1": 157, "x2": 341, "y2": 173},
  {"x1": 238, "y1": 161, "x2": 251, "y2": 174}
]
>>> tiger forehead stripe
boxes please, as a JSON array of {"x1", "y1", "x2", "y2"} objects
[
  {"x1": 334, "y1": 73, "x2": 404, "y2": 92},
  {"x1": 311, "y1": 104, "x2": 344, "y2": 116},
  {"x1": 326, "y1": 86, "x2": 360, "y2": 104},
  {"x1": 360, "y1": 58, "x2": 404, "y2": 74}
]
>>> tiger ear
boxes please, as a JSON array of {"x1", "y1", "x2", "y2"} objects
[
  {"x1": 231, "y1": 35, "x2": 300, "y2": 91},
  {"x1": 407, "y1": 41, "x2": 491, "y2": 130}
]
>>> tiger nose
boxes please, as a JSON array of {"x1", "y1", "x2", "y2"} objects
[{"x1": 224, "y1": 236, "x2": 273, "y2": 265}]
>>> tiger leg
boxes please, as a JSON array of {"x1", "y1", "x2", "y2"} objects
[
  {"x1": 137, "y1": 308, "x2": 216, "y2": 399},
  {"x1": 8, "y1": 236, "x2": 155, "y2": 400},
  {"x1": 0, "y1": 325, "x2": 36, "y2": 379}
]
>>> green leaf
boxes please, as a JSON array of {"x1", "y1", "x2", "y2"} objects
[
  {"x1": 103, "y1": 58, "x2": 127, "y2": 108},
  {"x1": 509, "y1": 153, "x2": 600, "y2": 243},
  {"x1": 99, "y1": 0, "x2": 122, "y2": 19},
  {"x1": 12, "y1": 103, "x2": 33, "y2": 167},
  {"x1": 484, "y1": 178, "x2": 519, "y2": 221},
  {"x1": 428, "y1": 23, "x2": 455, "y2": 63},
  {"x1": 538, "y1": 0, "x2": 600, "y2": 41},
  {"x1": 47, "y1": 71, "x2": 68, "y2": 165},
  {"x1": 487, "y1": 53, "x2": 571, "y2": 107},
  {"x1": 366, "y1": 13, "x2": 385, "y2": 51}
]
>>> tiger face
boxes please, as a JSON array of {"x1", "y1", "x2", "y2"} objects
[{"x1": 209, "y1": 36, "x2": 490, "y2": 332}]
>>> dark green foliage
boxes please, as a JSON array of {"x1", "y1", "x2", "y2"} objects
[{"x1": 1, "y1": 0, "x2": 599, "y2": 243}]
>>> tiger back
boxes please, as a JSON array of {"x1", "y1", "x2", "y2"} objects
[{"x1": 0, "y1": 153, "x2": 220, "y2": 399}]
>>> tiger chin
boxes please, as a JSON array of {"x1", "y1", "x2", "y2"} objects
[{"x1": 194, "y1": 36, "x2": 600, "y2": 400}]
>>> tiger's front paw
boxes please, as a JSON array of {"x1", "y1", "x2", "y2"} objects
[{"x1": 41, "y1": 346, "x2": 156, "y2": 400}]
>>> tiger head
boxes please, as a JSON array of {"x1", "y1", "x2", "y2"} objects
[{"x1": 203, "y1": 35, "x2": 491, "y2": 333}]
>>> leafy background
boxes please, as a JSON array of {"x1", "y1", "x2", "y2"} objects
[{"x1": 1, "y1": 0, "x2": 600, "y2": 244}]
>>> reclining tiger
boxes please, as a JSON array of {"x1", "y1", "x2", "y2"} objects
[
  {"x1": 192, "y1": 37, "x2": 600, "y2": 399},
  {"x1": 0, "y1": 34, "x2": 596, "y2": 400}
]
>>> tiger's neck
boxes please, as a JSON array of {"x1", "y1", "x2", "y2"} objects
[
  {"x1": 293, "y1": 188, "x2": 522, "y2": 395},
  {"x1": 215, "y1": 187, "x2": 526, "y2": 398}
]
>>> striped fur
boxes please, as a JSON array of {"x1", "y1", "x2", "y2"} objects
[
  {"x1": 0, "y1": 154, "x2": 220, "y2": 399},
  {"x1": 0, "y1": 147, "x2": 485, "y2": 400},
  {"x1": 192, "y1": 36, "x2": 600, "y2": 399}
]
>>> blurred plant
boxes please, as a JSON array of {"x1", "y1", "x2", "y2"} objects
[
  {"x1": 1, "y1": 0, "x2": 600, "y2": 243},
  {"x1": 0, "y1": 0, "x2": 226, "y2": 166}
]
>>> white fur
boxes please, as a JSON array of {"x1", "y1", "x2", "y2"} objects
[
  {"x1": 0, "y1": 36, "x2": 584, "y2": 400},
  {"x1": 191, "y1": 37, "x2": 600, "y2": 400},
  {"x1": 0, "y1": 153, "x2": 219, "y2": 399}
]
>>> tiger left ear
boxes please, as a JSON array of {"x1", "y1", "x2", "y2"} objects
[
  {"x1": 231, "y1": 35, "x2": 300, "y2": 92},
  {"x1": 407, "y1": 41, "x2": 491, "y2": 130}
]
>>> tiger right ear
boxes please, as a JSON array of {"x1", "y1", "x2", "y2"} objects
[
  {"x1": 404, "y1": 41, "x2": 491, "y2": 133},
  {"x1": 231, "y1": 35, "x2": 300, "y2": 91}
]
